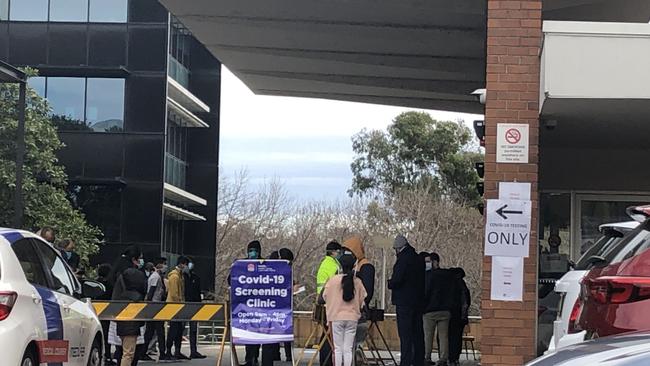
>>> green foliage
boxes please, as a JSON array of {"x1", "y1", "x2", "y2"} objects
[
  {"x1": 350, "y1": 111, "x2": 483, "y2": 204},
  {"x1": 0, "y1": 69, "x2": 101, "y2": 268}
]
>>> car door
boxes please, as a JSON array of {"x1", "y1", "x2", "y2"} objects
[
  {"x1": 32, "y1": 240, "x2": 85, "y2": 365},
  {"x1": 10, "y1": 238, "x2": 68, "y2": 363}
]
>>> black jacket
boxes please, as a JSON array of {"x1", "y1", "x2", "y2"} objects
[
  {"x1": 112, "y1": 267, "x2": 147, "y2": 336},
  {"x1": 388, "y1": 245, "x2": 425, "y2": 307},
  {"x1": 61, "y1": 250, "x2": 80, "y2": 272},
  {"x1": 184, "y1": 271, "x2": 202, "y2": 302},
  {"x1": 450, "y1": 278, "x2": 471, "y2": 322},
  {"x1": 424, "y1": 268, "x2": 454, "y2": 313}
]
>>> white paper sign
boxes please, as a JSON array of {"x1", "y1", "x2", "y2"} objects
[
  {"x1": 499, "y1": 182, "x2": 531, "y2": 201},
  {"x1": 484, "y1": 199, "x2": 531, "y2": 258},
  {"x1": 497, "y1": 123, "x2": 529, "y2": 164},
  {"x1": 491, "y1": 256, "x2": 524, "y2": 301}
]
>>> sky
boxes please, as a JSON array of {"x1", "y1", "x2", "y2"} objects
[{"x1": 219, "y1": 66, "x2": 483, "y2": 201}]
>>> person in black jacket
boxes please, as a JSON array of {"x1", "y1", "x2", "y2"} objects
[
  {"x1": 184, "y1": 258, "x2": 206, "y2": 359},
  {"x1": 96, "y1": 263, "x2": 116, "y2": 365},
  {"x1": 447, "y1": 268, "x2": 470, "y2": 366},
  {"x1": 388, "y1": 235, "x2": 425, "y2": 366},
  {"x1": 423, "y1": 253, "x2": 453, "y2": 366},
  {"x1": 110, "y1": 246, "x2": 147, "y2": 366}
]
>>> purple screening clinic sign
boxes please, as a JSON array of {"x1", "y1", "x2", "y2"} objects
[{"x1": 230, "y1": 260, "x2": 293, "y2": 344}]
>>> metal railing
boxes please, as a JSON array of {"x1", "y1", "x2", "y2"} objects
[{"x1": 168, "y1": 57, "x2": 190, "y2": 89}]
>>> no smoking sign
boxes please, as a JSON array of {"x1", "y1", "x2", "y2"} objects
[{"x1": 497, "y1": 124, "x2": 529, "y2": 164}]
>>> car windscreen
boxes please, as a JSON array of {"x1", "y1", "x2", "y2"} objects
[{"x1": 575, "y1": 230, "x2": 624, "y2": 270}]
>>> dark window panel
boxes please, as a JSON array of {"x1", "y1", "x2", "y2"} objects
[
  {"x1": 128, "y1": 0, "x2": 168, "y2": 23},
  {"x1": 0, "y1": 23, "x2": 8, "y2": 61},
  {"x1": 88, "y1": 24, "x2": 127, "y2": 67},
  {"x1": 124, "y1": 135, "x2": 164, "y2": 181},
  {"x1": 86, "y1": 78, "x2": 125, "y2": 132},
  {"x1": 125, "y1": 76, "x2": 166, "y2": 132},
  {"x1": 48, "y1": 24, "x2": 88, "y2": 66},
  {"x1": 10, "y1": 0, "x2": 48, "y2": 21},
  {"x1": 89, "y1": 0, "x2": 127, "y2": 23},
  {"x1": 50, "y1": 0, "x2": 89, "y2": 22},
  {"x1": 9, "y1": 23, "x2": 48, "y2": 65},
  {"x1": 47, "y1": 77, "x2": 86, "y2": 126},
  {"x1": 67, "y1": 184, "x2": 123, "y2": 242},
  {"x1": 127, "y1": 26, "x2": 167, "y2": 71},
  {"x1": 57, "y1": 133, "x2": 124, "y2": 178},
  {"x1": 121, "y1": 184, "x2": 163, "y2": 243}
]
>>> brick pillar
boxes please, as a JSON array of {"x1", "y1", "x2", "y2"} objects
[{"x1": 481, "y1": 1, "x2": 542, "y2": 365}]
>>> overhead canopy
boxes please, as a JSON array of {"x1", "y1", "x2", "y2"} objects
[{"x1": 160, "y1": 0, "x2": 650, "y2": 114}]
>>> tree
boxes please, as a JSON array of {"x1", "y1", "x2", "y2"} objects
[
  {"x1": 350, "y1": 111, "x2": 482, "y2": 204},
  {"x1": 0, "y1": 71, "x2": 102, "y2": 268}
]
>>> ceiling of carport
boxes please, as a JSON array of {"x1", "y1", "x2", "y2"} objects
[{"x1": 159, "y1": 0, "x2": 650, "y2": 114}]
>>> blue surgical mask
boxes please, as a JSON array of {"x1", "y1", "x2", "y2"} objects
[
  {"x1": 138, "y1": 258, "x2": 144, "y2": 269},
  {"x1": 65, "y1": 251, "x2": 72, "y2": 259},
  {"x1": 248, "y1": 250, "x2": 259, "y2": 259},
  {"x1": 425, "y1": 262, "x2": 433, "y2": 271},
  {"x1": 188, "y1": 262, "x2": 194, "y2": 270}
]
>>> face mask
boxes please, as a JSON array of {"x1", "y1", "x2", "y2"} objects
[
  {"x1": 145, "y1": 271, "x2": 151, "y2": 277},
  {"x1": 182, "y1": 266, "x2": 191, "y2": 274},
  {"x1": 425, "y1": 262, "x2": 433, "y2": 271},
  {"x1": 160, "y1": 265, "x2": 168, "y2": 273},
  {"x1": 248, "y1": 250, "x2": 259, "y2": 259},
  {"x1": 65, "y1": 251, "x2": 72, "y2": 259},
  {"x1": 188, "y1": 262, "x2": 194, "y2": 270},
  {"x1": 138, "y1": 258, "x2": 144, "y2": 269}
]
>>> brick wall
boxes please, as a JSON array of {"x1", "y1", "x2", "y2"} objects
[{"x1": 481, "y1": 1, "x2": 542, "y2": 365}]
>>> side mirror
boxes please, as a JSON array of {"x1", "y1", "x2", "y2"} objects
[
  {"x1": 585, "y1": 255, "x2": 607, "y2": 268},
  {"x1": 81, "y1": 279, "x2": 106, "y2": 300}
]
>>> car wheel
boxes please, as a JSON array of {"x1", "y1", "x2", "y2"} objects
[
  {"x1": 87, "y1": 339, "x2": 102, "y2": 366},
  {"x1": 21, "y1": 348, "x2": 37, "y2": 366}
]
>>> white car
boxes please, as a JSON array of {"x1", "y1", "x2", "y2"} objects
[
  {"x1": 0, "y1": 228, "x2": 104, "y2": 366},
  {"x1": 546, "y1": 221, "x2": 639, "y2": 354}
]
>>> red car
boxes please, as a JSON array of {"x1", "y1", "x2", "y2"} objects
[{"x1": 578, "y1": 206, "x2": 650, "y2": 339}]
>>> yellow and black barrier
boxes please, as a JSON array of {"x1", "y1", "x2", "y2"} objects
[{"x1": 92, "y1": 301, "x2": 226, "y2": 323}]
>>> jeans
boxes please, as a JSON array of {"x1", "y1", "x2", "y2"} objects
[
  {"x1": 332, "y1": 320, "x2": 358, "y2": 366},
  {"x1": 143, "y1": 321, "x2": 165, "y2": 357},
  {"x1": 120, "y1": 336, "x2": 137, "y2": 366},
  {"x1": 423, "y1": 311, "x2": 451, "y2": 363},
  {"x1": 396, "y1": 306, "x2": 424, "y2": 366},
  {"x1": 166, "y1": 322, "x2": 185, "y2": 355}
]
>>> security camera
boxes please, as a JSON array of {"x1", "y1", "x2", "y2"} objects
[{"x1": 471, "y1": 88, "x2": 486, "y2": 105}]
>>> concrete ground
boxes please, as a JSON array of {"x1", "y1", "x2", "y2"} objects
[{"x1": 132, "y1": 345, "x2": 480, "y2": 366}]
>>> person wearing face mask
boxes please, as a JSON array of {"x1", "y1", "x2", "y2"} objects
[
  {"x1": 183, "y1": 258, "x2": 206, "y2": 359},
  {"x1": 109, "y1": 246, "x2": 147, "y2": 366},
  {"x1": 423, "y1": 253, "x2": 453, "y2": 366},
  {"x1": 141, "y1": 259, "x2": 169, "y2": 361},
  {"x1": 239, "y1": 240, "x2": 264, "y2": 366},
  {"x1": 316, "y1": 240, "x2": 343, "y2": 366},
  {"x1": 58, "y1": 239, "x2": 80, "y2": 272},
  {"x1": 388, "y1": 235, "x2": 425, "y2": 366},
  {"x1": 166, "y1": 256, "x2": 191, "y2": 360}
]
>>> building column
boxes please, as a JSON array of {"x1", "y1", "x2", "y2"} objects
[{"x1": 481, "y1": 1, "x2": 542, "y2": 365}]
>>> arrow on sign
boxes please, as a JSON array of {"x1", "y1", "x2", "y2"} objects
[{"x1": 496, "y1": 205, "x2": 523, "y2": 220}]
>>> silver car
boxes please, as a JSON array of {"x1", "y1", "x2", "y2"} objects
[{"x1": 527, "y1": 332, "x2": 650, "y2": 365}]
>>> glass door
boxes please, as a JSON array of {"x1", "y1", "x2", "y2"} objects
[{"x1": 573, "y1": 194, "x2": 650, "y2": 260}]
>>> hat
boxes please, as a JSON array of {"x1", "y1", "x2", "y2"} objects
[
  {"x1": 279, "y1": 248, "x2": 294, "y2": 262},
  {"x1": 247, "y1": 240, "x2": 262, "y2": 252},
  {"x1": 393, "y1": 235, "x2": 408, "y2": 250},
  {"x1": 326, "y1": 241, "x2": 342, "y2": 251},
  {"x1": 430, "y1": 252, "x2": 440, "y2": 262}
]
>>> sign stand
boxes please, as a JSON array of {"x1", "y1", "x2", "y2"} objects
[
  {"x1": 216, "y1": 301, "x2": 229, "y2": 366},
  {"x1": 295, "y1": 305, "x2": 334, "y2": 366}
]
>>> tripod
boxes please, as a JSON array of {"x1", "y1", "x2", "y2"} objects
[
  {"x1": 357, "y1": 309, "x2": 397, "y2": 366},
  {"x1": 295, "y1": 304, "x2": 335, "y2": 366}
]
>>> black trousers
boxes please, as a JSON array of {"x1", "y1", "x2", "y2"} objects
[
  {"x1": 284, "y1": 342, "x2": 293, "y2": 361},
  {"x1": 245, "y1": 344, "x2": 261, "y2": 366},
  {"x1": 101, "y1": 320, "x2": 112, "y2": 360},
  {"x1": 143, "y1": 321, "x2": 166, "y2": 356},
  {"x1": 189, "y1": 322, "x2": 199, "y2": 354},
  {"x1": 262, "y1": 343, "x2": 280, "y2": 366},
  {"x1": 448, "y1": 317, "x2": 466, "y2": 362},
  {"x1": 166, "y1": 321, "x2": 185, "y2": 355},
  {"x1": 396, "y1": 306, "x2": 424, "y2": 366},
  {"x1": 319, "y1": 327, "x2": 333, "y2": 366}
]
